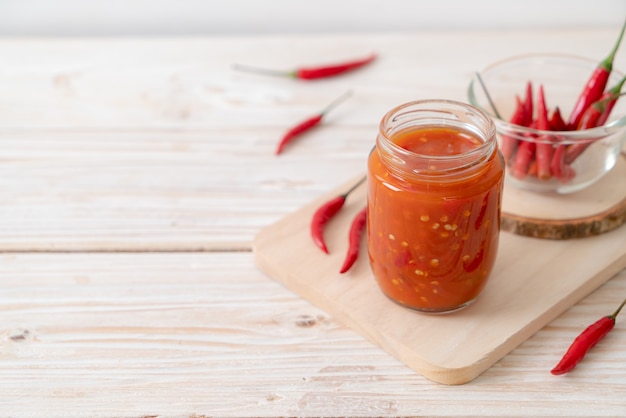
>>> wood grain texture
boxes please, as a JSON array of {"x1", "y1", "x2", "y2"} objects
[
  {"x1": 501, "y1": 154, "x2": 626, "y2": 239},
  {"x1": 0, "y1": 129, "x2": 373, "y2": 251},
  {"x1": 1, "y1": 252, "x2": 626, "y2": 417}
]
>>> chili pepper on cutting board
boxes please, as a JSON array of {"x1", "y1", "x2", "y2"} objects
[
  {"x1": 551, "y1": 298, "x2": 626, "y2": 375},
  {"x1": 339, "y1": 206, "x2": 367, "y2": 274},
  {"x1": 310, "y1": 176, "x2": 365, "y2": 255}
]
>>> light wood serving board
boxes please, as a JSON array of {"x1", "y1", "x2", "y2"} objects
[
  {"x1": 501, "y1": 154, "x2": 626, "y2": 239},
  {"x1": 253, "y1": 172, "x2": 626, "y2": 385}
]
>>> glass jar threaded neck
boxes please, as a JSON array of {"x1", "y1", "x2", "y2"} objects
[{"x1": 376, "y1": 100, "x2": 497, "y2": 183}]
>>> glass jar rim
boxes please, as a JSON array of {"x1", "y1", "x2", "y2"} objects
[
  {"x1": 379, "y1": 99, "x2": 496, "y2": 159},
  {"x1": 377, "y1": 99, "x2": 498, "y2": 180}
]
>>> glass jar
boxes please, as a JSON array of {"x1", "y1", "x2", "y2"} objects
[{"x1": 367, "y1": 100, "x2": 505, "y2": 313}]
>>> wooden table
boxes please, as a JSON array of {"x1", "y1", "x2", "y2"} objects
[{"x1": 1, "y1": 28, "x2": 625, "y2": 417}]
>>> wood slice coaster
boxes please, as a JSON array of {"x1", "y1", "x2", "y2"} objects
[{"x1": 501, "y1": 153, "x2": 626, "y2": 240}]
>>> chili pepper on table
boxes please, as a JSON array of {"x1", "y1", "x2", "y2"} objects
[
  {"x1": 233, "y1": 53, "x2": 377, "y2": 80},
  {"x1": 310, "y1": 176, "x2": 366, "y2": 254},
  {"x1": 339, "y1": 206, "x2": 367, "y2": 274},
  {"x1": 566, "y1": 19, "x2": 626, "y2": 129},
  {"x1": 551, "y1": 297, "x2": 626, "y2": 375},
  {"x1": 275, "y1": 90, "x2": 352, "y2": 155}
]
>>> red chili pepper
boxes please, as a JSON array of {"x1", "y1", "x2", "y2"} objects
[
  {"x1": 511, "y1": 120, "x2": 537, "y2": 180},
  {"x1": 565, "y1": 89, "x2": 626, "y2": 164},
  {"x1": 527, "y1": 160, "x2": 538, "y2": 177},
  {"x1": 511, "y1": 141, "x2": 536, "y2": 179},
  {"x1": 535, "y1": 85, "x2": 554, "y2": 180},
  {"x1": 310, "y1": 177, "x2": 366, "y2": 254},
  {"x1": 549, "y1": 143, "x2": 575, "y2": 182},
  {"x1": 233, "y1": 53, "x2": 377, "y2": 80},
  {"x1": 339, "y1": 207, "x2": 367, "y2": 274},
  {"x1": 578, "y1": 97, "x2": 614, "y2": 130},
  {"x1": 522, "y1": 81, "x2": 534, "y2": 126},
  {"x1": 567, "y1": 19, "x2": 626, "y2": 129},
  {"x1": 549, "y1": 107, "x2": 566, "y2": 131},
  {"x1": 500, "y1": 95, "x2": 524, "y2": 163},
  {"x1": 581, "y1": 75, "x2": 626, "y2": 129},
  {"x1": 509, "y1": 82, "x2": 535, "y2": 179},
  {"x1": 275, "y1": 91, "x2": 351, "y2": 155},
  {"x1": 551, "y1": 298, "x2": 626, "y2": 375},
  {"x1": 549, "y1": 107, "x2": 569, "y2": 179},
  {"x1": 297, "y1": 53, "x2": 377, "y2": 79}
]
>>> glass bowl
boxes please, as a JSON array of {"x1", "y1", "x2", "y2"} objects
[{"x1": 468, "y1": 53, "x2": 626, "y2": 194}]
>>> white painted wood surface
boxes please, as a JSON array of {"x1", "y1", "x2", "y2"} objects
[{"x1": 1, "y1": 27, "x2": 626, "y2": 416}]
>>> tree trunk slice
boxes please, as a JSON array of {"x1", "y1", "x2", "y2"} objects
[{"x1": 501, "y1": 153, "x2": 626, "y2": 240}]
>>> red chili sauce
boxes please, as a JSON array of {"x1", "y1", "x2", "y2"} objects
[{"x1": 367, "y1": 126, "x2": 504, "y2": 312}]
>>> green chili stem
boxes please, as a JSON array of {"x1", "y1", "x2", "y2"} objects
[{"x1": 609, "y1": 298, "x2": 626, "y2": 320}]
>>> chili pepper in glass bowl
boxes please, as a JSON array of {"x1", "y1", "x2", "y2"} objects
[
  {"x1": 578, "y1": 75, "x2": 626, "y2": 131},
  {"x1": 275, "y1": 90, "x2": 351, "y2": 155},
  {"x1": 339, "y1": 206, "x2": 367, "y2": 274},
  {"x1": 548, "y1": 107, "x2": 566, "y2": 131},
  {"x1": 499, "y1": 95, "x2": 524, "y2": 163},
  {"x1": 547, "y1": 106, "x2": 568, "y2": 179},
  {"x1": 232, "y1": 53, "x2": 377, "y2": 80},
  {"x1": 468, "y1": 53, "x2": 626, "y2": 194},
  {"x1": 565, "y1": 91, "x2": 626, "y2": 164},
  {"x1": 551, "y1": 298, "x2": 626, "y2": 375},
  {"x1": 533, "y1": 85, "x2": 554, "y2": 180},
  {"x1": 522, "y1": 81, "x2": 534, "y2": 126},
  {"x1": 567, "y1": 19, "x2": 626, "y2": 129},
  {"x1": 310, "y1": 176, "x2": 365, "y2": 254}
]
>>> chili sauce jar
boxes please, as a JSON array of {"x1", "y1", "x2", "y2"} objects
[{"x1": 367, "y1": 100, "x2": 504, "y2": 313}]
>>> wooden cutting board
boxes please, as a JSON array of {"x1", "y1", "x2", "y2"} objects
[{"x1": 252, "y1": 167, "x2": 626, "y2": 385}]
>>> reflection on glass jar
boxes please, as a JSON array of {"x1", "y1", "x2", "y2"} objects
[{"x1": 367, "y1": 100, "x2": 505, "y2": 313}]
